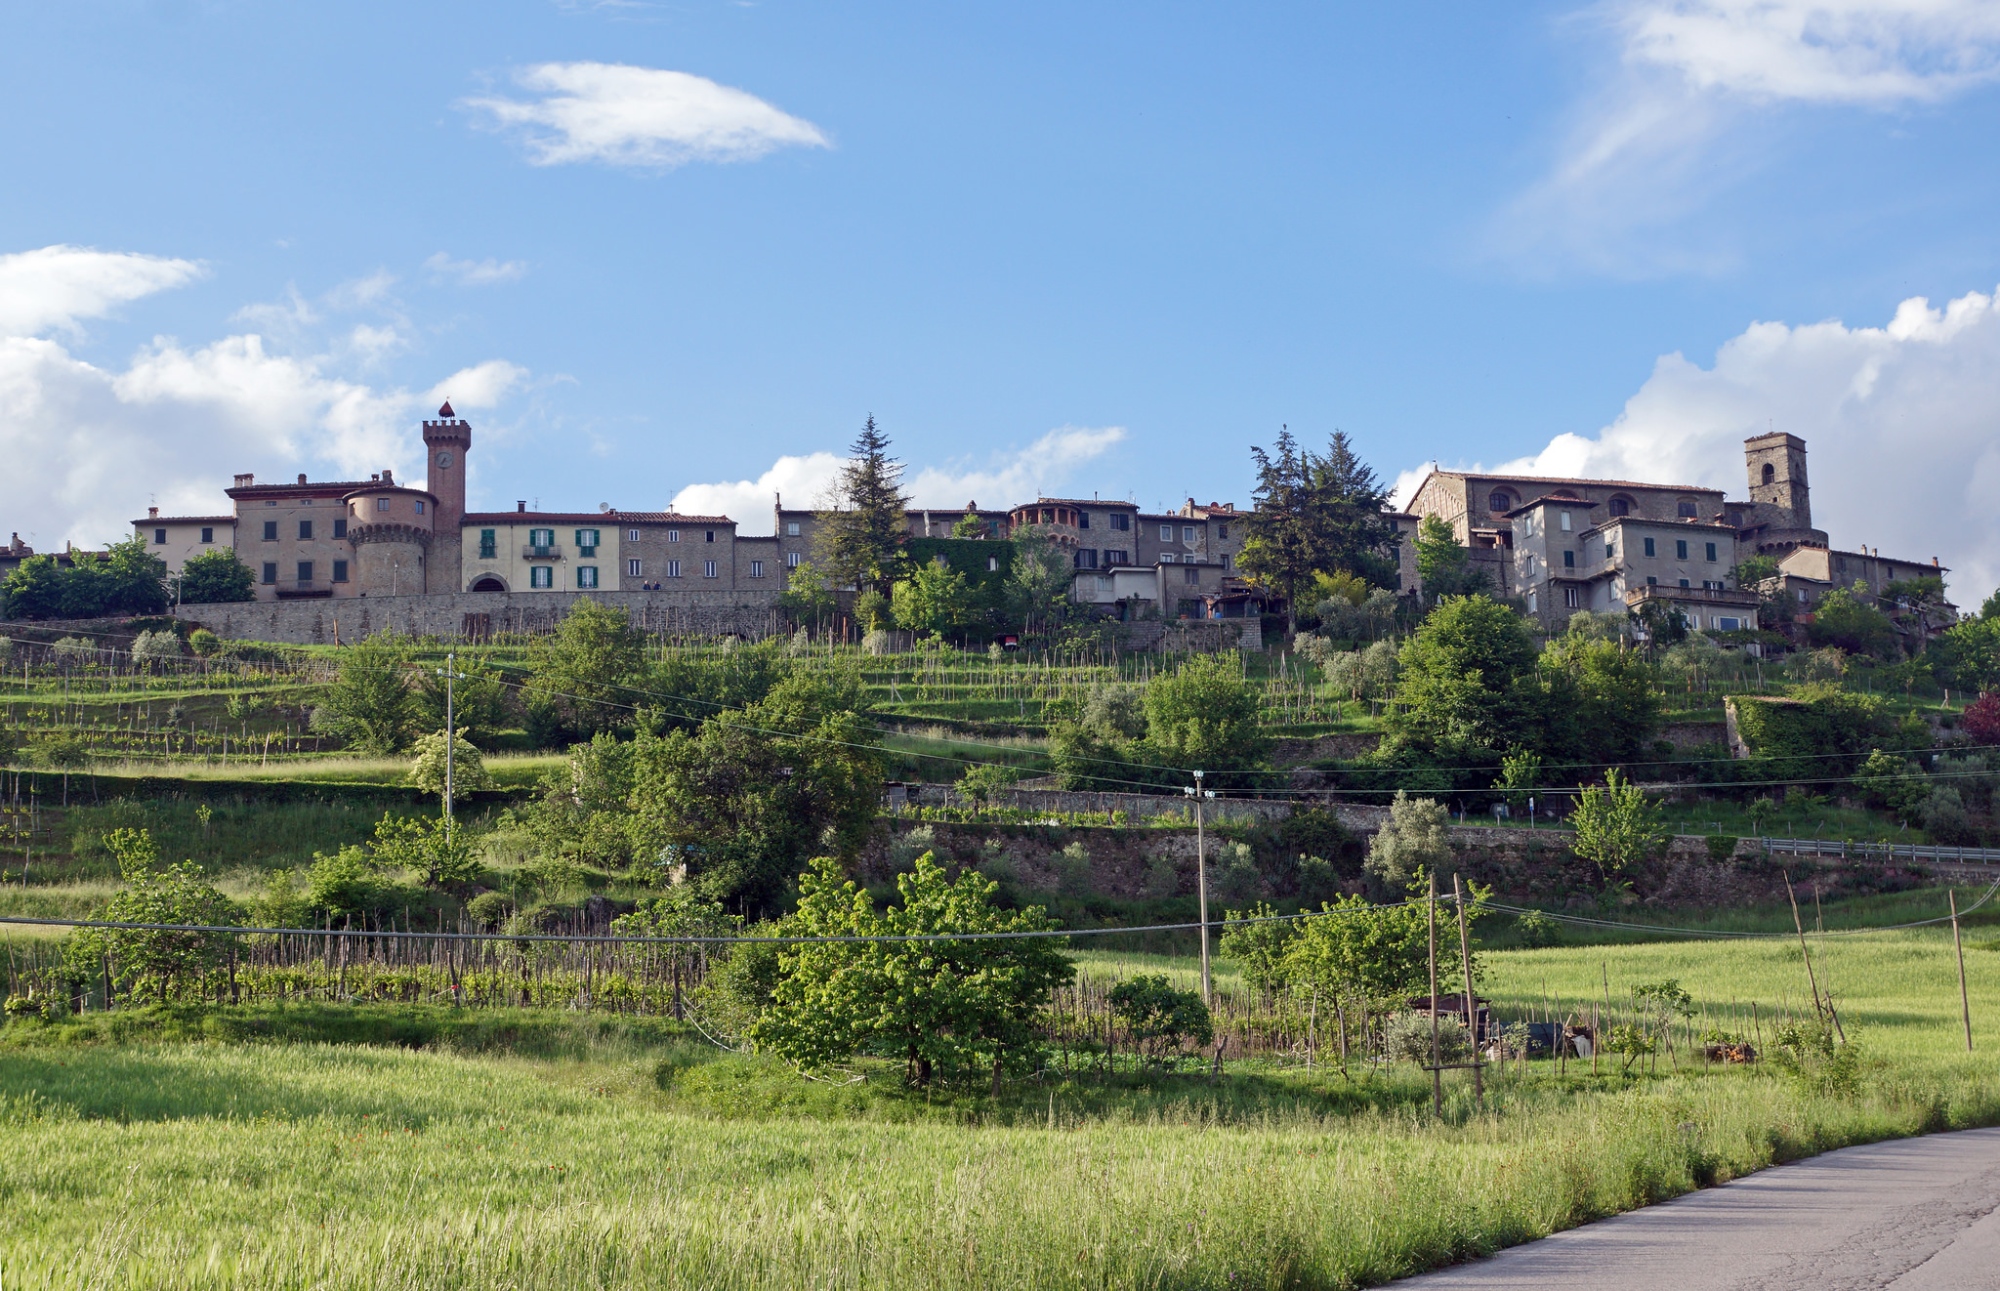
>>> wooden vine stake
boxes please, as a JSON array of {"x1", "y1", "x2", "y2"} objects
[
  {"x1": 1785, "y1": 873, "x2": 1843, "y2": 1040},
  {"x1": 1454, "y1": 873, "x2": 1482, "y2": 1106},
  {"x1": 1952, "y1": 888, "x2": 1973, "y2": 1053},
  {"x1": 1428, "y1": 871, "x2": 1442, "y2": 1118}
]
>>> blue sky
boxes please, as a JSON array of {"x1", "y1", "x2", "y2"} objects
[{"x1": 4, "y1": 2, "x2": 2000, "y2": 591}]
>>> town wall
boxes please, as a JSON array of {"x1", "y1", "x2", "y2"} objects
[{"x1": 167, "y1": 589, "x2": 787, "y2": 644}]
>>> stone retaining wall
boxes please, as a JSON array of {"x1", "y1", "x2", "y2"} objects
[{"x1": 164, "y1": 590, "x2": 787, "y2": 644}]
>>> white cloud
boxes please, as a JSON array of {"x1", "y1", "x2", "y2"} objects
[
  {"x1": 424, "y1": 252, "x2": 528, "y2": 286},
  {"x1": 0, "y1": 244, "x2": 527, "y2": 550},
  {"x1": 1498, "y1": 0, "x2": 2000, "y2": 272},
  {"x1": 671, "y1": 425, "x2": 1128, "y2": 534},
  {"x1": 0, "y1": 245, "x2": 203, "y2": 336},
  {"x1": 463, "y1": 62, "x2": 829, "y2": 169},
  {"x1": 1410, "y1": 286, "x2": 2000, "y2": 599}
]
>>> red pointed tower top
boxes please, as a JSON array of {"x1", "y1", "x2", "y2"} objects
[{"x1": 437, "y1": 400, "x2": 455, "y2": 418}]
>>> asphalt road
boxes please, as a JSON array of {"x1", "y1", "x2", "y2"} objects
[{"x1": 1394, "y1": 1128, "x2": 2000, "y2": 1289}]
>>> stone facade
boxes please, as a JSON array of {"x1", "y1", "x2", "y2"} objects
[{"x1": 170, "y1": 588, "x2": 786, "y2": 645}]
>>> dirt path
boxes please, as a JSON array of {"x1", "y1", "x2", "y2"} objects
[{"x1": 1394, "y1": 1128, "x2": 2000, "y2": 1289}]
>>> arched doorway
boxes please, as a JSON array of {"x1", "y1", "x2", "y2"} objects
[{"x1": 469, "y1": 575, "x2": 507, "y2": 593}]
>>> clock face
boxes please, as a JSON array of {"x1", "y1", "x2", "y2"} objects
[{"x1": 436, "y1": 452, "x2": 454, "y2": 468}]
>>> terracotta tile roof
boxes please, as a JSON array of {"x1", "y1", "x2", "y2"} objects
[
  {"x1": 1419, "y1": 469, "x2": 1723, "y2": 495},
  {"x1": 131, "y1": 516, "x2": 235, "y2": 525},
  {"x1": 226, "y1": 480, "x2": 377, "y2": 499},
  {"x1": 461, "y1": 511, "x2": 735, "y2": 525}
]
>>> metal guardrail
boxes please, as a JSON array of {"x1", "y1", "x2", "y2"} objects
[{"x1": 1759, "y1": 836, "x2": 2000, "y2": 865}]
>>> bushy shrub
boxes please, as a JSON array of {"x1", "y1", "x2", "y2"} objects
[
  {"x1": 187, "y1": 628, "x2": 221, "y2": 657},
  {"x1": 1108, "y1": 975, "x2": 1213, "y2": 1065},
  {"x1": 1384, "y1": 1011, "x2": 1469, "y2": 1064}
]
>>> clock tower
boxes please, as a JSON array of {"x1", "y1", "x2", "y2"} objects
[{"x1": 423, "y1": 402, "x2": 471, "y2": 594}]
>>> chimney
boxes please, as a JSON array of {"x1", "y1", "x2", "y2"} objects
[
  {"x1": 233, "y1": 473, "x2": 254, "y2": 488},
  {"x1": 381, "y1": 468, "x2": 394, "y2": 485},
  {"x1": 517, "y1": 500, "x2": 527, "y2": 513},
  {"x1": 148, "y1": 507, "x2": 159, "y2": 518},
  {"x1": 297, "y1": 473, "x2": 307, "y2": 485}
]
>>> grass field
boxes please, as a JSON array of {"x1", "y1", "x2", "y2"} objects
[{"x1": 3, "y1": 924, "x2": 1998, "y2": 1289}]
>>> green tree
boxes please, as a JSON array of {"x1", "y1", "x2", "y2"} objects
[
  {"x1": 517, "y1": 731, "x2": 648, "y2": 871},
  {"x1": 407, "y1": 728, "x2": 493, "y2": 800},
  {"x1": 100, "y1": 536, "x2": 171, "y2": 615},
  {"x1": 1733, "y1": 555, "x2": 1780, "y2": 586},
  {"x1": 893, "y1": 557, "x2": 973, "y2": 640},
  {"x1": 950, "y1": 509, "x2": 988, "y2": 539},
  {"x1": 1107, "y1": 975, "x2": 1214, "y2": 1065},
  {"x1": 1285, "y1": 886, "x2": 1482, "y2": 1009},
  {"x1": 778, "y1": 559, "x2": 837, "y2": 637},
  {"x1": 1412, "y1": 516, "x2": 1492, "y2": 599},
  {"x1": 525, "y1": 601, "x2": 646, "y2": 743},
  {"x1": 64, "y1": 828, "x2": 241, "y2": 1002},
  {"x1": 1808, "y1": 583, "x2": 1900, "y2": 659},
  {"x1": 174, "y1": 548, "x2": 257, "y2": 605},
  {"x1": 1005, "y1": 526, "x2": 1073, "y2": 641},
  {"x1": 1138, "y1": 651, "x2": 1271, "y2": 788},
  {"x1": 1391, "y1": 595, "x2": 1539, "y2": 756},
  {"x1": 1219, "y1": 903, "x2": 1300, "y2": 996},
  {"x1": 316, "y1": 632, "x2": 417, "y2": 753},
  {"x1": 0, "y1": 554, "x2": 67, "y2": 620},
  {"x1": 1362, "y1": 790, "x2": 1452, "y2": 894},
  {"x1": 1537, "y1": 628, "x2": 1663, "y2": 763},
  {"x1": 1570, "y1": 770, "x2": 1666, "y2": 882},
  {"x1": 748, "y1": 853, "x2": 1074, "y2": 1085},
  {"x1": 368, "y1": 812, "x2": 482, "y2": 889},
  {"x1": 412, "y1": 661, "x2": 513, "y2": 748},
  {"x1": 629, "y1": 668, "x2": 883, "y2": 915},
  {"x1": 1240, "y1": 429, "x2": 1398, "y2": 633},
  {"x1": 814, "y1": 415, "x2": 910, "y2": 597}
]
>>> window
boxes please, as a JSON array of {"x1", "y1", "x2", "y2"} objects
[
  {"x1": 1761, "y1": 463, "x2": 1775, "y2": 485},
  {"x1": 1161, "y1": 553, "x2": 1177, "y2": 563},
  {"x1": 1075, "y1": 549, "x2": 1098, "y2": 570},
  {"x1": 1608, "y1": 497, "x2": 1632, "y2": 517},
  {"x1": 1522, "y1": 515, "x2": 1536, "y2": 538},
  {"x1": 296, "y1": 561, "x2": 313, "y2": 584},
  {"x1": 1716, "y1": 616, "x2": 1742, "y2": 631},
  {"x1": 332, "y1": 519, "x2": 347, "y2": 539},
  {"x1": 705, "y1": 530, "x2": 716, "y2": 543},
  {"x1": 200, "y1": 527, "x2": 213, "y2": 544},
  {"x1": 1217, "y1": 523, "x2": 1229, "y2": 539},
  {"x1": 1563, "y1": 550, "x2": 1575, "y2": 568},
  {"x1": 529, "y1": 529, "x2": 554, "y2": 550},
  {"x1": 786, "y1": 551, "x2": 800, "y2": 568},
  {"x1": 1702, "y1": 579, "x2": 1719, "y2": 590},
  {"x1": 1798, "y1": 589, "x2": 1808, "y2": 603},
  {"x1": 262, "y1": 521, "x2": 278, "y2": 541},
  {"x1": 987, "y1": 556, "x2": 999, "y2": 572},
  {"x1": 479, "y1": 529, "x2": 496, "y2": 558},
  {"x1": 1679, "y1": 578, "x2": 1690, "y2": 588},
  {"x1": 750, "y1": 559, "x2": 764, "y2": 579},
  {"x1": 152, "y1": 527, "x2": 167, "y2": 544},
  {"x1": 261, "y1": 562, "x2": 277, "y2": 584},
  {"x1": 1559, "y1": 511, "x2": 1572, "y2": 532},
  {"x1": 298, "y1": 520, "x2": 313, "y2": 540},
  {"x1": 1675, "y1": 539, "x2": 1688, "y2": 559},
  {"x1": 1110, "y1": 514, "x2": 1130, "y2": 532},
  {"x1": 332, "y1": 560, "x2": 348, "y2": 583},
  {"x1": 531, "y1": 565, "x2": 552, "y2": 589},
  {"x1": 1077, "y1": 513, "x2": 1090, "y2": 530},
  {"x1": 1705, "y1": 542, "x2": 1717, "y2": 562},
  {"x1": 786, "y1": 522, "x2": 800, "y2": 537},
  {"x1": 666, "y1": 560, "x2": 682, "y2": 579},
  {"x1": 1643, "y1": 537, "x2": 1656, "y2": 557},
  {"x1": 1184, "y1": 566, "x2": 1200, "y2": 584},
  {"x1": 575, "y1": 529, "x2": 600, "y2": 554},
  {"x1": 1528, "y1": 591, "x2": 1538, "y2": 613},
  {"x1": 577, "y1": 566, "x2": 599, "y2": 589},
  {"x1": 698, "y1": 559, "x2": 716, "y2": 579},
  {"x1": 1605, "y1": 542, "x2": 1616, "y2": 560},
  {"x1": 1564, "y1": 586, "x2": 1581, "y2": 609},
  {"x1": 414, "y1": 500, "x2": 424, "y2": 515},
  {"x1": 1159, "y1": 523, "x2": 1174, "y2": 541},
  {"x1": 1182, "y1": 526, "x2": 1196, "y2": 542},
  {"x1": 1677, "y1": 500, "x2": 1698, "y2": 518},
  {"x1": 1105, "y1": 549, "x2": 1129, "y2": 566},
  {"x1": 1222, "y1": 554, "x2": 1233, "y2": 570},
  {"x1": 628, "y1": 559, "x2": 642, "y2": 577},
  {"x1": 377, "y1": 498, "x2": 390, "y2": 512},
  {"x1": 1646, "y1": 576, "x2": 1658, "y2": 586},
  {"x1": 667, "y1": 529, "x2": 680, "y2": 543}
]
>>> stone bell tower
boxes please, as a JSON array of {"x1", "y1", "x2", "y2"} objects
[
  {"x1": 1744, "y1": 431, "x2": 1810, "y2": 530},
  {"x1": 423, "y1": 401, "x2": 471, "y2": 593}
]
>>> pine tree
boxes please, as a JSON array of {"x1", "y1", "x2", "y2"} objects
[
  {"x1": 815, "y1": 415, "x2": 910, "y2": 598},
  {"x1": 1240, "y1": 428, "x2": 1398, "y2": 634}
]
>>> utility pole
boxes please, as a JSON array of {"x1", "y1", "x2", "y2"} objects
[{"x1": 1185, "y1": 770, "x2": 1215, "y2": 1004}]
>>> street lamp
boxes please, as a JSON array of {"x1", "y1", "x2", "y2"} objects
[{"x1": 1183, "y1": 770, "x2": 1216, "y2": 1004}]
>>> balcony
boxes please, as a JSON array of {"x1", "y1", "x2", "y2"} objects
[
  {"x1": 1623, "y1": 583, "x2": 1759, "y2": 610},
  {"x1": 523, "y1": 544, "x2": 563, "y2": 560}
]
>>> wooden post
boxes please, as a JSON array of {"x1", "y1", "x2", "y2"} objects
[
  {"x1": 1952, "y1": 888, "x2": 1973, "y2": 1053},
  {"x1": 1453, "y1": 873, "x2": 1481, "y2": 1105},
  {"x1": 1785, "y1": 874, "x2": 1841, "y2": 1038},
  {"x1": 1428, "y1": 872, "x2": 1442, "y2": 1117}
]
